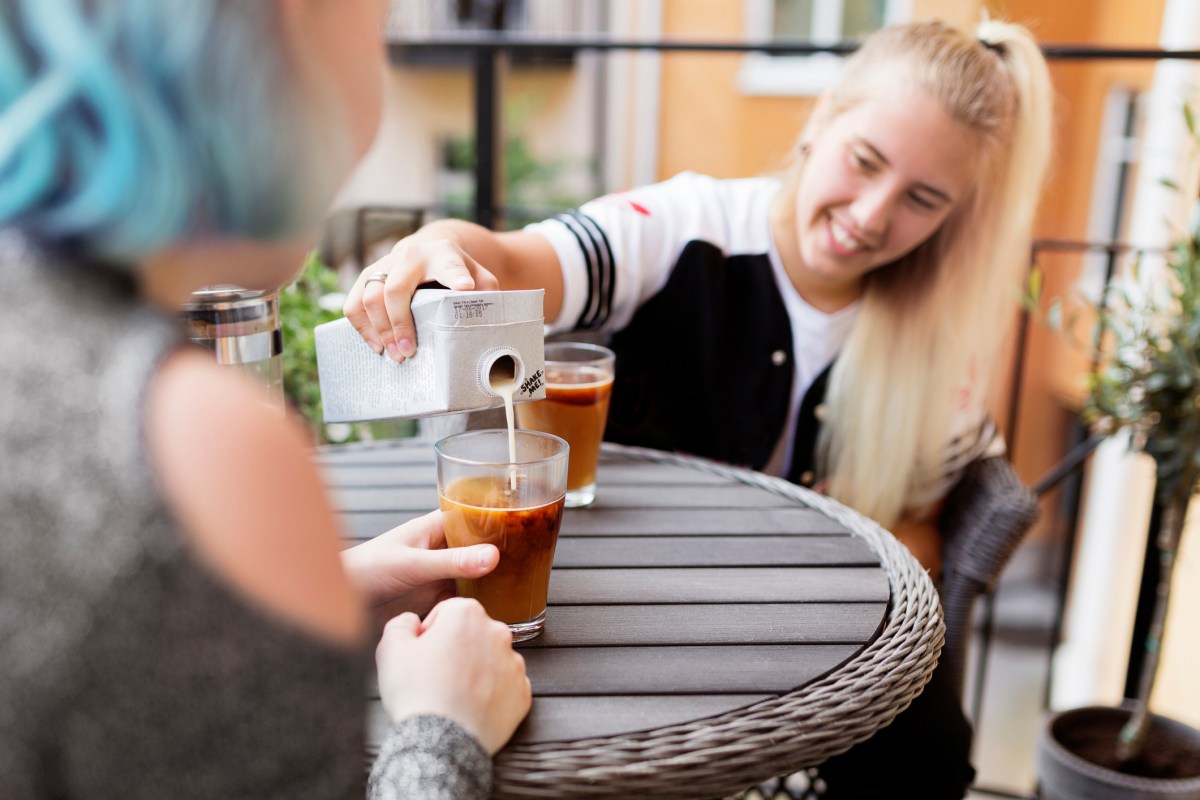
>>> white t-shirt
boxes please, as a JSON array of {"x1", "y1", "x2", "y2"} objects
[{"x1": 763, "y1": 240, "x2": 859, "y2": 477}]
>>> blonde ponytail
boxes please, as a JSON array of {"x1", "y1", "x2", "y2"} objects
[{"x1": 813, "y1": 19, "x2": 1054, "y2": 526}]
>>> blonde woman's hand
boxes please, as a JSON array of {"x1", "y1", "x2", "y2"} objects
[
  {"x1": 342, "y1": 225, "x2": 500, "y2": 363},
  {"x1": 376, "y1": 598, "x2": 532, "y2": 754}
]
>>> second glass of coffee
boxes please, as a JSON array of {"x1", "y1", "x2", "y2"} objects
[{"x1": 515, "y1": 342, "x2": 615, "y2": 507}]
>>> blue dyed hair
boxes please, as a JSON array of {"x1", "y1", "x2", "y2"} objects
[{"x1": 0, "y1": 0, "x2": 334, "y2": 263}]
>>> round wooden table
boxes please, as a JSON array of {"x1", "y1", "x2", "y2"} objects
[{"x1": 319, "y1": 440, "x2": 943, "y2": 799}]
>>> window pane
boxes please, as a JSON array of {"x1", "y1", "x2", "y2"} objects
[
  {"x1": 842, "y1": 0, "x2": 886, "y2": 39},
  {"x1": 773, "y1": 0, "x2": 814, "y2": 39}
]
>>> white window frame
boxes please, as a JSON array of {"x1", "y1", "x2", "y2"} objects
[{"x1": 737, "y1": 0, "x2": 912, "y2": 97}]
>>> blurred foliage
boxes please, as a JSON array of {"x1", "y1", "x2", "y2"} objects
[
  {"x1": 280, "y1": 251, "x2": 338, "y2": 440},
  {"x1": 280, "y1": 251, "x2": 415, "y2": 444},
  {"x1": 443, "y1": 136, "x2": 476, "y2": 171},
  {"x1": 1025, "y1": 154, "x2": 1200, "y2": 504},
  {"x1": 1081, "y1": 237, "x2": 1200, "y2": 504}
]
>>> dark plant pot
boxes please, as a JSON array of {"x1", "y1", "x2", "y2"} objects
[{"x1": 1039, "y1": 703, "x2": 1200, "y2": 799}]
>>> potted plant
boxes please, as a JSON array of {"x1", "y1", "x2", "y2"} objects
[{"x1": 1028, "y1": 109, "x2": 1200, "y2": 799}]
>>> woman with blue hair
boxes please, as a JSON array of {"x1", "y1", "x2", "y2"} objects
[{"x1": 0, "y1": 1, "x2": 529, "y2": 797}]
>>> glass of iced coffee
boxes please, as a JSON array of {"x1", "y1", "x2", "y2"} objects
[
  {"x1": 435, "y1": 429, "x2": 569, "y2": 642},
  {"x1": 515, "y1": 342, "x2": 615, "y2": 508}
]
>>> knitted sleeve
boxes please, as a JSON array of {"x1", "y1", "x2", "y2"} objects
[{"x1": 368, "y1": 715, "x2": 491, "y2": 800}]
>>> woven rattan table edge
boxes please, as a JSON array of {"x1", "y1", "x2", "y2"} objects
[{"x1": 480, "y1": 443, "x2": 945, "y2": 799}]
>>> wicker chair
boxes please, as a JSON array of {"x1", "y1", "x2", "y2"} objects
[{"x1": 937, "y1": 455, "x2": 1041, "y2": 700}]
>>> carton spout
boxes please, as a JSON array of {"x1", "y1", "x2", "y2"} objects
[{"x1": 482, "y1": 351, "x2": 520, "y2": 397}]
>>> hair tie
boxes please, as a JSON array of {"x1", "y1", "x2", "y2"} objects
[{"x1": 979, "y1": 37, "x2": 1005, "y2": 56}]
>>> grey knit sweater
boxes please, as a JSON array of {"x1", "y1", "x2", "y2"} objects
[{"x1": 0, "y1": 231, "x2": 489, "y2": 799}]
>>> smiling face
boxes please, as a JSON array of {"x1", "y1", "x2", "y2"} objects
[{"x1": 777, "y1": 88, "x2": 981, "y2": 309}]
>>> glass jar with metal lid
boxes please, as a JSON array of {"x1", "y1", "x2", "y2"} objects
[{"x1": 182, "y1": 286, "x2": 284, "y2": 409}]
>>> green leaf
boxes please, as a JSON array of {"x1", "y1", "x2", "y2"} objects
[
  {"x1": 1027, "y1": 268, "x2": 1043, "y2": 304},
  {"x1": 1185, "y1": 101, "x2": 1197, "y2": 137}
]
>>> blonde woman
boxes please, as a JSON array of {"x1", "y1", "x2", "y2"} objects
[{"x1": 347, "y1": 18, "x2": 1053, "y2": 798}]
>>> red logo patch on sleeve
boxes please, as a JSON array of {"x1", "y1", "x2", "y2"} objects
[{"x1": 597, "y1": 192, "x2": 651, "y2": 216}]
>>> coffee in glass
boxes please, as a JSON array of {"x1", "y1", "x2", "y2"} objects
[
  {"x1": 435, "y1": 429, "x2": 568, "y2": 642},
  {"x1": 515, "y1": 342, "x2": 615, "y2": 507}
]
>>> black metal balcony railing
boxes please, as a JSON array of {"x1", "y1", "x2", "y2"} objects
[
  {"x1": 386, "y1": 0, "x2": 604, "y2": 36},
  {"x1": 383, "y1": 29, "x2": 1200, "y2": 230},
  {"x1": 386, "y1": 1, "x2": 607, "y2": 67}
]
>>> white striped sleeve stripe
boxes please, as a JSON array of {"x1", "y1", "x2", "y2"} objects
[{"x1": 553, "y1": 210, "x2": 614, "y2": 330}]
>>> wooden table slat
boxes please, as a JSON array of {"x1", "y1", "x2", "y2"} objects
[
  {"x1": 366, "y1": 644, "x2": 861, "y2": 698},
  {"x1": 320, "y1": 459, "x2": 732, "y2": 488},
  {"x1": 520, "y1": 603, "x2": 886, "y2": 648},
  {"x1": 553, "y1": 535, "x2": 876, "y2": 568},
  {"x1": 333, "y1": 483, "x2": 804, "y2": 513},
  {"x1": 316, "y1": 444, "x2": 436, "y2": 465},
  {"x1": 517, "y1": 644, "x2": 864, "y2": 695},
  {"x1": 559, "y1": 506, "x2": 849, "y2": 535},
  {"x1": 340, "y1": 506, "x2": 849, "y2": 540},
  {"x1": 548, "y1": 567, "x2": 889, "y2": 604},
  {"x1": 320, "y1": 464, "x2": 436, "y2": 487},
  {"x1": 331, "y1": 486, "x2": 440, "y2": 512}
]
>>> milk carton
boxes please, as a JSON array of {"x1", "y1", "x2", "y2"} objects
[{"x1": 315, "y1": 288, "x2": 546, "y2": 422}]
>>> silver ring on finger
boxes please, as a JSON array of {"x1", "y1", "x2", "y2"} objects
[{"x1": 364, "y1": 271, "x2": 389, "y2": 286}]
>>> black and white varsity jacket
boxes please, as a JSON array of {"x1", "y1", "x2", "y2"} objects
[{"x1": 528, "y1": 171, "x2": 1000, "y2": 503}]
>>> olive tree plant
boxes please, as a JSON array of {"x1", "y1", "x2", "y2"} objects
[{"x1": 1027, "y1": 105, "x2": 1200, "y2": 762}]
